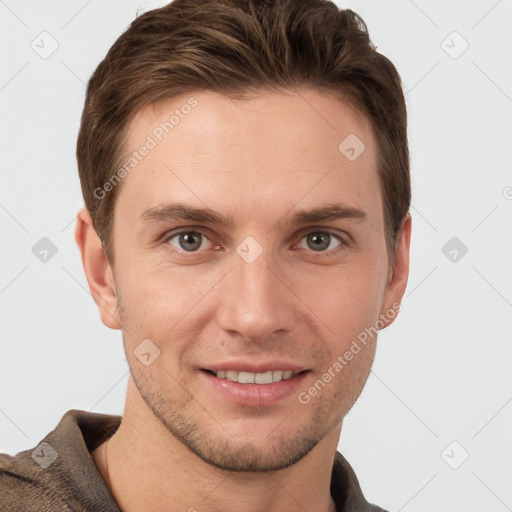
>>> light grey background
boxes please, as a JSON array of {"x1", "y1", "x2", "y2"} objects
[{"x1": 1, "y1": 1, "x2": 511, "y2": 510}]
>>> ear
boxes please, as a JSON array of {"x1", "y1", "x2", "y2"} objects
[
  {"x1": 379, "y1": 212, "x2": 412, "y2": 328},
  {"x1": 74, "y1": 208, "x2": 121, "y2": 330}
]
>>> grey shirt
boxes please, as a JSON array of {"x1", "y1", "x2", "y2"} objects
[{"x1": 0, "y1": 410, "x2": 388, "y2": 511}]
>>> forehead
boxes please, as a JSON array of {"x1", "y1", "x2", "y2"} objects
[{"x1": 116, "y1": 88, "x2": 380, "y2": 229}]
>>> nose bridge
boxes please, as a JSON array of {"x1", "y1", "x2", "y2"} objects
[{"x1": 216, "y1": 238, "x2": 295, "y2": 342}]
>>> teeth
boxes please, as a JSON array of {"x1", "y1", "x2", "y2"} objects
[
  {"x1": 238, "y1": 371, "x2": 255, "y2": 384},
  {"x1": 255, "y1": 371, "x2": 272, "y2": 384},
  {"x1": 210, "y1": 369, "x2": 298, "y2": 384},
  {"x1": 226, "y1": 370, "x2": 238, "y2": 382},
  {"x1": 272, "y1": 370, "x2": 283, "y2": 382}
]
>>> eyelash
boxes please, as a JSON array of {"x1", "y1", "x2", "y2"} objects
[{"x1": 161, "y1": 228, "x2": 349, "y2": 257}]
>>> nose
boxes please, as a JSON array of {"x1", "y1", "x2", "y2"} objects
[{"x1": 216, "y1": 242, "x2": 296, "y2": 344}]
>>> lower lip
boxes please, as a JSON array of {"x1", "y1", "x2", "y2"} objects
[{"x1": 200, "y1": 370, "x2": 310, "y2": 407}]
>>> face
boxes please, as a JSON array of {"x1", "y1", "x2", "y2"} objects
[{"x1": 98, "y1": 89, "x2": 407, "y2": 471}]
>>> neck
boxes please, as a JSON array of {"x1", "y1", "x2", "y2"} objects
[{"x1": 92, "y1": 377, "x2": 340, "y2": 512}]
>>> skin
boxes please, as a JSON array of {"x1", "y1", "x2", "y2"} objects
[{"x1": 75, "y1": 88, "x2": 411, "y2": 512}]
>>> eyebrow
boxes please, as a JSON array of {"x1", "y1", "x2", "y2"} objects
[{"x1": 139, "y1": 201, "x2": 367, "y2": 228}]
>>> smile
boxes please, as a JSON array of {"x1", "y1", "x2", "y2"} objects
[
  {"x1": 200, "y1": 367, "x2": 310, "y2": 406},
  {"x1": 204, "y1": 369, "x2": 300, "y2": 384}
]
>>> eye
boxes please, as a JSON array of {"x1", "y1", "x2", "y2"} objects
[
  {"x1": 162, "y1": 228, "x2": 347, "y2": 256},
  {"x1": 166, "y1": 230, "x2": 215, "y2": 252},
  {"x1": 297, "y1": 230, "x2": 345, "y2": 253}
]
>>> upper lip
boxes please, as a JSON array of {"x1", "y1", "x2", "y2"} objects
[{"x1": 201, "y1": 360, "x2": 307, "y2": 373}]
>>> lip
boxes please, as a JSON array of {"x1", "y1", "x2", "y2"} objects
[{"x1": 200, "y1": 368, "x2": 310, "y2": 406}]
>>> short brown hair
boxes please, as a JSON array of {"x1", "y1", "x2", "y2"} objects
[{"x1": 77, "y1": 0, "x2": 410, "y2": 265}]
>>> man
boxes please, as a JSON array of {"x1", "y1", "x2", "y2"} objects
[{"x1": 0, "y1": 0, "x2": 411, "y2": 510}]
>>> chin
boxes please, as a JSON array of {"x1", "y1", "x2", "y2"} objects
[{"x1": 179, "y1": 431, "x2": 321, "y2": 472}]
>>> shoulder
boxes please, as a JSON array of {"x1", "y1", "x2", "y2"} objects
[
  {"x1": 331, "y1": 451, "x2": 390, "y2": 512},
  {"x1": 0, "y1": 409, "x2": 122, "y2": 512},
  {"x1": 0, "y1": 450, "x2": 73, "y2": 511}
]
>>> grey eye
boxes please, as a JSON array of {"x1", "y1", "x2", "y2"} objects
[
  {"x1": 168, "y1": 232, "x2": 210, "y2": 252},
  {"x1": 300, "y1": 232, "x2": 342, "y2": 252}
]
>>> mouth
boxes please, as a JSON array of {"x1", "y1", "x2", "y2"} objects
[
  {"x1": 201, "y1": 369, "x2": 303, "y2": 384},
  {"x1": 199, "y1": 366, "x2": 310, "y2": 406}
]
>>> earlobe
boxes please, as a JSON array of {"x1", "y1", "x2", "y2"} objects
[
  {"x1": 379, "y1": 212, "x2": 412, "y2": 328},
  {"x1": 74, "y1": 208, "x2": 121, "y2": 330}
]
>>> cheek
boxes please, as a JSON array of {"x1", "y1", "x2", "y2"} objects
[
  {"x1": 118, "y1": 255, "x2": 193, "y2": 310},
  {"x1": 302, "y1": 280, "x2": 380, "y2": 413},
  {"x1": 302, "y1": 265, "x2": 384, "y2": 338},
  {"x1": 116, "y1": 261, "x2": 215, "y2": 351}
]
